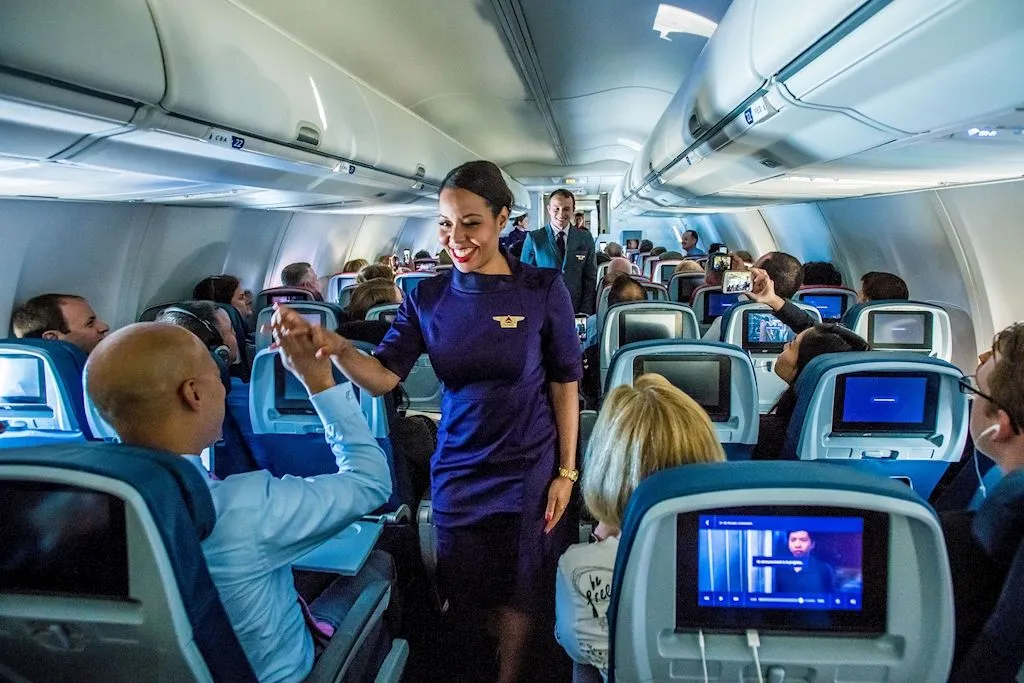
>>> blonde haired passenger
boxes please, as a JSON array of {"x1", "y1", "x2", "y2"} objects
[
  {"x1": 554, "y1": 374, "x2": 725, "y2": 679},
  {"x1": 675, "y1": 259, "x2": 705, "y2": 275}
]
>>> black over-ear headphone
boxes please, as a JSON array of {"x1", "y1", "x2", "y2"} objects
[{"x1": 162, "y1": 306, "x2": 231, "y2": 363}]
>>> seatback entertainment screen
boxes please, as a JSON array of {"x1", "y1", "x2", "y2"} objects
[{"x1": 676, "y1": 506, "x2": 889, "y2": 634}]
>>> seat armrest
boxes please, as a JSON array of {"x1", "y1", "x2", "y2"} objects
[
  {"x1": 362, "y1": 504, "x2": 411, "y2": 526},
  {"x1": 302, "y1": 581, "x2": 391, "y2": 683}
]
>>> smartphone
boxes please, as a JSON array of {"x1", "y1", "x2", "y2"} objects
[
  {"x1": 710, "y1": 253, "x2": 732, "y2": 272},
  {"x1": 575, "y1": 314, "x2": 589, "y2": 347},
  {"x1": 598, "y1": 241, "x2": 608, "y2": 251},
  {"x1": 723, "y1": 269, "x2": 752, "y2": 293},
  {"x1": 403, "y1": 249, "x2": 412, "y2": 263}
]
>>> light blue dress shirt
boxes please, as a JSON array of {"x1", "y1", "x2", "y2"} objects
[{"x1": 183, "y1": 382, "x2": 391, "y2": 683}]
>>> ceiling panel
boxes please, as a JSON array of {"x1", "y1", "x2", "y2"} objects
[{"x1": 236, "y1": 0, "x2": 730, "y2": 192}]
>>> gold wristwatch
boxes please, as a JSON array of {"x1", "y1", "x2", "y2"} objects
[{"x1": 558, "y1": 467, "x2": 579, "y2": 482}]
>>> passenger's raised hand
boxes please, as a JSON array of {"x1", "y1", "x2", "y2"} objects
[
  {"x1": 746, "y1": 267, "x2": 784, "y2": 310},
  {"x1": 272, "y1": 304, "x2": 355, "y2": 363}
]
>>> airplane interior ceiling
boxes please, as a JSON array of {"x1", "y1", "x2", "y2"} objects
[{"x1": 4, "y1": 0, "x2": 1024, "y2": 365}]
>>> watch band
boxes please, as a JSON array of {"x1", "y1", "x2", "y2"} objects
[{"x1": 558, "y1": 467, "x2": 579, "y2": 482}]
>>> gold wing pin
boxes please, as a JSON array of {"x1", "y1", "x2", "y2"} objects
[{"x1": 493, "y1": 315, "x2": 525, "y2": 329}]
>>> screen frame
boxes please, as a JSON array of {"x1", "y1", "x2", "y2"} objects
[
  {"x1": 801, "y1": 294, "x2": 847, "y2": 322},
  {"x1": 619, "y1": 310, "x2": 684, "y2": 346},
  {"x1": 741, "y1": 310, "x2": 795, "y2": 354},
  {"x1": 867, "y1": 311, "x2": 934, "y2": 350},
  {"x1": 831, "y1": 371, "x2": 940, "y2": 435},
  {"x1": 632, "y1": 354, "x2": 732, "y2": 422},
  {"x1": 676, "y1": 505, "x2": 890, "y2": 635},
  {"x1": 702, "y1": 291, "x2": 741, "y2": 324},
  {"x1": 273, "y1": 355, "x2": 316, "y2": 415},
  {"x1": 0, "y1": 354, "x2": 47, "y2": 408}
]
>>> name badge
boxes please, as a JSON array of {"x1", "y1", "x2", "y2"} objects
[
  {"x1": 575, "y1": 254, "x2": 586, "y2": 261},
  {"x1": 493, "y1": 315, "x2": 525, "y2": 329}
]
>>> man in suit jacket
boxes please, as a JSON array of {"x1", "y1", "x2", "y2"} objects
[{"x1": 521, "y1": 189, "x2": 598, "y2": 314}]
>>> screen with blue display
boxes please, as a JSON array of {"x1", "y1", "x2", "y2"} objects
[
  {"x1": 833, "y1": 372, "x2": 938, "y2": 434},
  {"x1": 703, "y1": 292, "x2": 741, "y2": 322},
  {"x1": 676, "y1": 506, "x2": 889, "y2": 634},
  {"x1": 802, "y1": 294, "x2": 846, "y2": 321}
]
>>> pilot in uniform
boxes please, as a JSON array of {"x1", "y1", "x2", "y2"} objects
[{"x1": 373, "y1": 249, "x2": 583, "y2": 678}]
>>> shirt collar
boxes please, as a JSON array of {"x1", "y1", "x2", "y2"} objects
[{"x1": 182, "y1": 454, "x2": 215, "y2": 481}]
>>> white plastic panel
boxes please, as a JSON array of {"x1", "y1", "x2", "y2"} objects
[
  {"x1": 0, "y1": 0, "x2": 165, "y2": 104},
  {"x1": 786, "y1": 0, "x2": 1024, "y2": 134},
  {"x1": 148, "y1": 0, "x2": 477, "y2": 183},
  {"x1": 750, "y1": 0, "x2": 868, "y2": 79}
]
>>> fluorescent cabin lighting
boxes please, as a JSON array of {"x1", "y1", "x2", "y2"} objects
[
  {"x1": 618, "y1": 138, "x2": 643, "y2": 152},
  {"x1": 653, "y1": 4, "x2": 717, "y2": 40}
]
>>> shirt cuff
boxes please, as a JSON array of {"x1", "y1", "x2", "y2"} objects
[{"x1": 309, "y1": 382, "x2": 364, "y2": 424}]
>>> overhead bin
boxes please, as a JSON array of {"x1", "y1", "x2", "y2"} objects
[
  {"x1": 0, "y1": 0, "x2": 165, "y2": 105},
  {"x1": 622, "y1": 0, "x2": 1024, "y2": 211},
  {"x1": 146, "y1": 0, "x2": 478, "y2": 185},
  {"x1": 0, "y1": 0, "x2": 514, "y2": 211}
]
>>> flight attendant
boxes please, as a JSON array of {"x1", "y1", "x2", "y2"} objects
[{"x1": 275, "y1": 160, "x2": 581, "y2": 682}]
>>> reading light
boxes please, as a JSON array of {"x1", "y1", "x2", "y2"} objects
[{"x1": 652, "y1": 4, "x2": 717, "y2": 40}]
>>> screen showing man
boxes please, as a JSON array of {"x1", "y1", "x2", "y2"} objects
[
  {"x1": 0, "y1": 356, "x2": 45, "y2": 405},
  {"x1": 625, "y1": 239, "x2": 639, "y2": 250},
  {"x1": 744, "y1": 312, "x2": 795, "y2": 350},
  {"x1": 695, "y1": 514, "x2": 863, "y2": 611}
]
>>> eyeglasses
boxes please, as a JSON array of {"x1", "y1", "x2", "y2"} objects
[{"x1": 959, "y1": 374, "x2": 1021, "y2": 434}]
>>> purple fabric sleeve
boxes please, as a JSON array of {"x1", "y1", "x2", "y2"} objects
[{"x1": 373, "y1": 291, "x2": 426, "y2": 381}]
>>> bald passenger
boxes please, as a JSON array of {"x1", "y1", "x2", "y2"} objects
[{"x1": 86, "y1": 320, "x2": 392, "y2": 682}]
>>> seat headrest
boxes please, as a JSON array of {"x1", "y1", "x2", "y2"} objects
[
  {"x1": 0, "y1": 338, "x2": 92, "y2": 440},
  {"x1": 720, "y1": 301, "x2": 822, "y2": 346},
  {"x1": 0, "y1": 441, "x2": 216, "y2": 538}
]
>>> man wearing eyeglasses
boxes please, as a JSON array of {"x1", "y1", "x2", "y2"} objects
[{"x1": 944, "y1": 323, "x2": 1024, "y2": 682}]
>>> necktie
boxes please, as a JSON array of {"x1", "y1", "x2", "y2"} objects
[{"x1": 556, "y1": 230, "x2": 566, "y2": 263}]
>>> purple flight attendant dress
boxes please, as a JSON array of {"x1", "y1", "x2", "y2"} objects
[{"x1": 375, "y1": 253, "x2": 582, "y2": 621}]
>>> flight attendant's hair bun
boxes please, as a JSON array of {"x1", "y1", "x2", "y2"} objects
[{"x1": 440, "y1": 160, "x2": 514, "y2": 217}]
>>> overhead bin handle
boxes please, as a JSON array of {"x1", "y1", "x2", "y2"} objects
[{"x1": 295, "y1": 121, "x2": 321, "y2": 147}]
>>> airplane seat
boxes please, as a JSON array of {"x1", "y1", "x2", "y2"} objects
[
  {"x1": 652, "y1": 259, "x2": 682, "y2": 285},
  {"x1": 781, "y1": 352, "x2": 969, "y2": 499},
  {"x1": 248, "y1": 347, "x2": 413, "y2": 513},
  {"x1": 338, "y1": 283, "x2": 360, "y2": 309},
  {"x1": 596, "y1": 261, "x2": 611, "y2": 288},
  {"x1": 138, "y1": 302, "x2": 175, "y2": 322},
  {"x1": 596, "y1": 279, "x2": 669, "y2": 333},
  {"x1": 395, "y1": 272, "x2": 435, "y2": 297},
  {"x1": 795, "y1": 286, "x2": 858, "y2": 324},
  {"x1": 842, "y1": 300, "x2": 953, "y2": 361},
  {"x1": 598, "y1": 302, "x2": 700, "y2": 389},
  {"x1": 0, "y1": 441, "x2": 257, "y2": 681},
  {"x1": 668, "y1": 272, "x2": 705, "y2": 304},
  {"x1": 604, "y1": 339, "x2": 758, "y2": 460},
  {"x1": 326, "y1": 272, "x2": 358, "y2": 304},
  {"x1": 607, "y1": 460, "x2": 954, "y2": 682},
  {"x1": 641, "y1": 256, "x2": 660, "y2": 280},
  {"x1": 254, "y1": 301, "x2": 344, "y2": 352},
  {"x1": 0, "y1": 441, "x2": 408, "y2": 683},
  {"x1": 365, "y1": 303, "x2": 401, "y2": 322},
  {"x1": 0, "y1": 339, "x2": 93, "y2": 447},
  {"x1": 951, "y1": 468, "x2": 1024, "y2": 681},
  {"x1": 721, "y1": 301, "x2": 823, "y2": 413},
  {"x1": 255, "y1": 286, "x2": 319, "y2": 314},
  {"x1": 689, "y1": 286, "x2": 743, "y2": 337}
]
